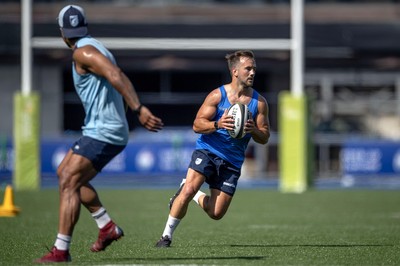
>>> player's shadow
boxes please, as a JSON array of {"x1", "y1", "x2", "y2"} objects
[
  {"x1": 230, "y1": 244, "x2": 393, "y2": 248},
  {"x1": 106, "y1": 255, "x2": 267, "y2": 263},
  {"x1": 98, "y1": 244, "x2": 392, "y2": 263}
]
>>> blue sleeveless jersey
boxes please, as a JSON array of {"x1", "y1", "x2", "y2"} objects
[
  {"x1": 73, "y1": 36, "x2": 129, "y2": 145},
  {"x1": 195, "y1": 86, "x2": 259, "y2": 168}
]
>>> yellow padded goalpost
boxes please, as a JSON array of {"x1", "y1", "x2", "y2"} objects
[
  {"x1": 278, "y1": 0, "x2": 313, "y2": 193},
  {"x1": 14, "y1": 0, "x2": 40, "y2": 191}
]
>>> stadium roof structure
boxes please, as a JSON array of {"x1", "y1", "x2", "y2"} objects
[{"x1": 1, "y1": 2, "x2": 400, "y2": 70}]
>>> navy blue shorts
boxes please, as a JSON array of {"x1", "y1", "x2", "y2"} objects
[
  {"x1": 71, "y1": 136, "x2": 126, "y2": 172},
  {"x1": 188, "y1": 149, "x2": 241, "y2": 196}
]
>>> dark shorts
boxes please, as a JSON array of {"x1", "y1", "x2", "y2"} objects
[
  {"x1": 188, "y1": 149, "x2": 241, "y2": 196},
  {"x1": 71, "y1": 136, "x2": 126, "y2": 172}
]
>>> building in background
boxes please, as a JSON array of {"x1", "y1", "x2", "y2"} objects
[{"x1": 1, "y1": 0, "x2": 400, "y2": 179}]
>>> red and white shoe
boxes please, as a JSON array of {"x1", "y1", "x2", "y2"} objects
[
  {"x1": 36, "y1": 246, "x2": 71, "y2": 263},
  {"x1": 90, "y1": 221, "x2": 124, "y2": 252}
]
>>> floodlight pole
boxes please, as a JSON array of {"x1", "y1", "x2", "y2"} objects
[
  {"x1": 21, "y1": 0, "x2": 32, "y2": 96},
  {"x1": 291, "y1": 0, "x2": 304, "y2": 97}
]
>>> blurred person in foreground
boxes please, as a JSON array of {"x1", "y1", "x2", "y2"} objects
[
  {"x1": 36, "y1": 5, "x2": 163, "y2": 263},
  {"x1": 155, "y1": 50, "x2": 270, "y2": 247}
]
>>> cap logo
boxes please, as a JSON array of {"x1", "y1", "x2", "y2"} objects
[
  {"x1": 69, "y1": 15, "x2": 79, "y2": 27},
  {"x1": 58, "y1": 5, "x2": 88, "y2": 38}
]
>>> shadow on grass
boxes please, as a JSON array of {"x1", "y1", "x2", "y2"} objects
[
  {"x1": 230, "y1": 244, "x2": 393, "y2": 248},
  {"x1": 102, "y1": 255, "x2": 267, "y2": 262}
]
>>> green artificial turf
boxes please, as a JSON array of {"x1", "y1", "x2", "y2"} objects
[{"x1": 0, "y1": 188, "x2": 399, "y2": 265}]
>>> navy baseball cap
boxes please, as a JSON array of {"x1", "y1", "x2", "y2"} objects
[{"x1": 58, "y1": 5, "x2": 88, "y2": 39}]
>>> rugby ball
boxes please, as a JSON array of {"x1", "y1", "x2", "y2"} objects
[{"x1": 227, "y1": 103, "x2": 250, "y2": 139}]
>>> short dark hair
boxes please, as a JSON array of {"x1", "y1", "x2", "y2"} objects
[{"x1": 225, "y1": 50, "x2": 255, "y2": 71}]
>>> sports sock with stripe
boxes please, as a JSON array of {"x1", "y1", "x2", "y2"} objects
[{"x1": 91, "y1": 207, "x2": 111, "y2": 229}]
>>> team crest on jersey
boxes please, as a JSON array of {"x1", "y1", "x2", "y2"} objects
[
  {"x1": 69, "y1": 15, "x2": 79, "y2": 27},
  {"x1": 195, "y1": 158, "x2": 202, "y2": 165}
]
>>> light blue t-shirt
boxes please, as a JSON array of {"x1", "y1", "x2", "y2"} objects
[
  {"x1": 195, "y1": 86, "x2": 259, "y2": 168},
  {"x1": 73, "y1": 36, "x2": 129, "y2": 145}
]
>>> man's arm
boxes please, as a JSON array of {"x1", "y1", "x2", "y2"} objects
[
  {"x1": 193, "y1": 88, "x2": 236, "y2": 134},
  {"x1": 247, "y1": 95, "x2": 270, "y2": 144},
  {"x1": 192, "y1": 88, "x2": 221, "y2": 134},
  {"x1": 73, "y1": 45, "x2": 163, "y2": 131}
]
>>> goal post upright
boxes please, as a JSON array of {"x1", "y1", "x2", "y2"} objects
[
  {"x1": 14, "y1": 0, "x2": 40, "y2": 191},
  {"x1": 279, "y1": 0, "x2": 313, "y2": 193},
  {"x1": 291, "y1": 0, "x2": 304, "y2": 98}
]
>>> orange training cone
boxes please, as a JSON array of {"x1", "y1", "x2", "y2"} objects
[{"x1": 0, "y1": 185, "x2": 20, "y2": 217}]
